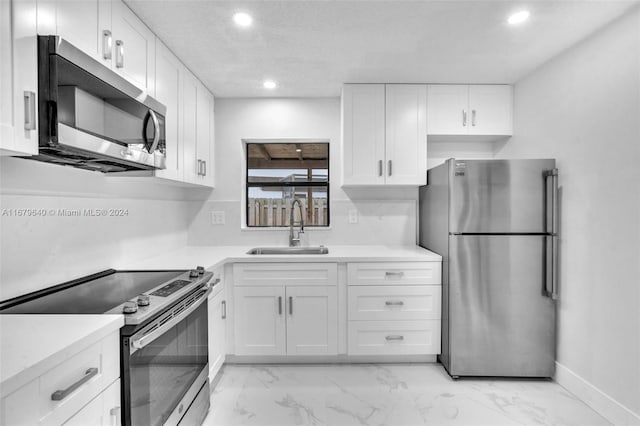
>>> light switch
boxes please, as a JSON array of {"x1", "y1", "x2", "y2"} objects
[
  {"x1": 211, "y1": 211, "x2": 225, "y2": 225},
  {"x1": 348, "y1": 209, "x2": 358, "y2": 224}
]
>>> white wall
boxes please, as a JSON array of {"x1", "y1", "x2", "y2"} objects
[
  {"x1": 0, "y1": 157, "x2": 192, "y2": 300},
  {"x1": 187, "y1": 98, "x2": 418, "y2": 246},
  {"x1": 496, "y1": 8, "x2": 640, "y2": 423}
]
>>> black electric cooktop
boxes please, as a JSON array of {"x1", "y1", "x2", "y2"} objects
[{"x1": 0, "y1": 270, "x2": 186, "y2": 314}]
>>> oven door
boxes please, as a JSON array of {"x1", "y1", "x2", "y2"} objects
[{"x1": 123, "y1": 287, "x2": 211, "y2": 426}]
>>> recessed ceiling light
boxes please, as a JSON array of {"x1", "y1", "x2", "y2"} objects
[
  {"x1": 295, "y1": 148, "x2": 302, "y2": 153},
  {"x1": 233, "y1": 12, "x2": 253, "y2": 28},
  {"x1": 263, "y1": 80, "x2": 277, "y2": 90},
  {"x1": 508, "y1": 10, "x2": 530, "y2": 25}
]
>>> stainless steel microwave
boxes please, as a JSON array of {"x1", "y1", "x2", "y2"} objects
[{"x1": 30, "y1": 35, "x2": 166, "y2": 173}]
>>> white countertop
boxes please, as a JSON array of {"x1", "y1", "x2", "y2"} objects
[
  {"x1": 0, "y1": 314, "x2": 124, "y2": 398},
  {"x1": 118, "y1": 245, "x2": 442, "y2": 270}
]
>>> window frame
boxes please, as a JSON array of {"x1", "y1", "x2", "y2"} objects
[{"x1": 244, "y1": 140, "x2": 330, "y2": 228}]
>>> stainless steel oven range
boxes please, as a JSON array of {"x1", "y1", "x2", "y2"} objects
[{"x1": 0, "y1": 267, "x2": 215, "y2": 426}]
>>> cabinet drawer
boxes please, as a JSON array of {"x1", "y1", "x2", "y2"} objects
[
  {"x1": 348, "y1": 285, "x2": 441, "y2": 321},
  {"x1": 347, "y1": 262, "x2": 441, "y2": 285},
  {"x1": 38, "y1": 331, "x2": 119, "y2": 425},
  {"x1": 348, "y1": 320, "x2": 441, "y2": 355},
  {"x1": 233, "y1": 263, "x2": 337, "y2": 286}
]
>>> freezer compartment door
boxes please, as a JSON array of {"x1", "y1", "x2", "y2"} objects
[
  {"x1": 449, "y1": 159, "x2": 556, "y2": 233},
  {"x1": 448, "y1": 235, "x2": 555, "y2": 377}
]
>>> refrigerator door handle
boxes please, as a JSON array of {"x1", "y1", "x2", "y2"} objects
[{"x1": 544, "y1": 168, "x2": 559, "y2": 300}]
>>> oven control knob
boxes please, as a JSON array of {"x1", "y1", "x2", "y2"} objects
[
  {"x1": 189, "y1": 269, "x2": 199, "y2": 278},
  {"x1": 137, "y1": 294, "x2": 150, "y2": 306},
  {"x1": 122, "y1": 301, "x2": 138, "y2": 314},
  {"x1": 196, "y1": 266, "x2": 205, "y2": 275}
]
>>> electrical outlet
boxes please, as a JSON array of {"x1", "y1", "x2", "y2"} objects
[
  {"x1": 211, "y1": 211, "x2": 225, "y2": 225},
  {"x1": 348, "y1": 209, "x2": 358, "y2": 224}
]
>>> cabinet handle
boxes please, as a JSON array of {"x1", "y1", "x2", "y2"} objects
[
  {"x1": 378, "y1": 160, "x2": 383, "y2": 177},
  {"x1": 110, "y1": 406, "x2": 122, "y2": 426},
  {"x1": 221, "y1": 300, "x2": 226, "y2": 319},
  {"x1": 197, "y1": 159, "x2": 202, "y2": 176},
  {"x1": 462, "y1": 109, "x2": 467, "y2": 126},
  {"x1": 23, "y1": 91, "x2": 36, "y2": 130},
  {"x1": 278, "y1": 296, "x2": 282, "y2": 315},
  {"x1": 388, "y1": 160, "x2": 392, "y2": 177},
  {"x1": 203, "y1": 160, "x2": 207, "y2": 176},
  {"x1": 102, "y1": 30, "x2": 112, "y2": 60},
  {"x1": 385, "y1": 271, "x2": 404, "y2": 278},
  {"x1": 472, "y1": 109, "x2": 477, "y2": 126},
  {"x1": 289, "y1": 296, "x2": 293, "y2": 315},
  {"x1": 115, "y1": 40, "x2": 124, "y2": 68},
  {"x1": 385, "y1": 300, "x2": 404, "y2": 306},
  {"x1": 51, "y1": 367, "x2": 99, "y2": 401},
  {"x1": 385, "y1": 335, "x2": 404, "y2": 341}
]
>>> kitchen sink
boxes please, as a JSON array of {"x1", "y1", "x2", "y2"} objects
[{"x1": 246, "y1": 246, "x2": 329, "y2": 255}]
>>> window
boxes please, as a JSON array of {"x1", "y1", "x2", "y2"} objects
[{"x1": 246, "y1": 142, "x2": 329, "y2": 227}]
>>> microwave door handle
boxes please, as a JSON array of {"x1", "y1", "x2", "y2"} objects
[
  {"x1": 148, "y1": 110, "x2": 160, "y2": 153},
  {"x1": 142, "y1": 110, "x2": 161, "y2": 153}
]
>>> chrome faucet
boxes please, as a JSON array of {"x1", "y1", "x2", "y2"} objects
[{"x1": 289, "y1": 198, "x2": 305, "y2": 247}]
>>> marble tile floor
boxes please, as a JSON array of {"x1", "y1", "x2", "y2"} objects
[{"x1": 202, "y1": 364, "x2": 610, "y2": 426}]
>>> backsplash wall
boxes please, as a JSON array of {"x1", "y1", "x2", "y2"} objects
[{"x1": 0, "y1": 157, "x2": 192, "y2": 300}]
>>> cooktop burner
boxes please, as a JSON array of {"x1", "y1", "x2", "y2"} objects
[{"x1": 0, "y1": 270, "x2": 186, "y2": 314}]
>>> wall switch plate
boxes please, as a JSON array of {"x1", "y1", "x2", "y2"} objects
[
  {"x1": 348, "y1": 209, "x2": 358, "y2": 224},
  {"x1": 211, "y1": 211, "x2": 225, "y2": 225}
]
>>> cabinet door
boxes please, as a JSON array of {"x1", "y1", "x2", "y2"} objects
[
  {"x1": 154, "y1": 41, "x2": 182, "y2": 181},
  {"x1": 342, "y1": 84, "x2": 385, "y2": 185},
  {"x1": 181, "y1": 70, "x2": 198, "y2": 184},
  {"x1": 101, "y1": 379, "x2": 121, "y2": 426},
  {"x1": 468, "y1": 85, "x2": 513, "y2": 136},
  {"x1": 3, "y1": 0, "x2": 38, "y2": 155},
  {"x1": 54, "y1": 0, "x2": 111, "y2": 67},
  {"x1": 196, "y1": 82, "x2": 214, "y2": 187},
  {"x1": 286, "y1": 286, "x2": 338, "y2": 355},
  {"x1": 111, "y1": 0, "x2": 155, "y2": 94},
  {"x1": 208, "y1": 287, "x2": 226, "y2": 379},
  {"x1": 0, "y1": 0, "x2": 13, "y2": 148},
  {"x1": 427, "y1": 85, "x2": 469, "y2": 135},
  {"x1": 234, "y1": 286, "x2": 286, "y2": 356},
  {"x1": 385, "y1": 84, "x2": 427, "y2": 185}
]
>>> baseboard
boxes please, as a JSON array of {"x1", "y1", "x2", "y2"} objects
[
  {"x1": 555, "y1": 361, "x2": 640, "y2": 426},
  {"x1": 226, "y1": 354, "x2": 437, "y2": 364}
]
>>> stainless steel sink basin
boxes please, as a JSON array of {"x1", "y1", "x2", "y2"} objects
[{"x1": 247, "y1": 246, "x2": 329, "y2": 255}]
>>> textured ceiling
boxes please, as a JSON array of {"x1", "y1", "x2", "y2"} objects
[{"x1": 125, "y1": 0, "x2": 638, "y2": 97}]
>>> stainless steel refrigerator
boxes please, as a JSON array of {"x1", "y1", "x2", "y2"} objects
[{"x1": 419, "y1": 159, "x2": 558, "y2": 378}]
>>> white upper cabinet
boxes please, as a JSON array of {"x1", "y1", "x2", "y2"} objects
[
  {"x1": 342, "y1": 84, "x2": 385, "y2": 185},
  {"x1": 37, "y1": 0, "x2": 112, "y2": 67},
  {"x1": 1, "y1": 0, "x2": 39, "y2": 156},
  {"x1": 196, "y1": 81, "x2": 215, "y2": 187},
  {"x1": 427, "y1": 84, "x2": 513, "y2": 138},
  {"x1": 154, "y1": 40, "x2": 182, "y2": 181},
  {"x1": 385, "y1": 84, "x2": 427, "y2": 185},
  {"x1": 181, "y1": 70, "x2": 199, "y2": 184},
  {"x1": 342, "y1": 84, "x2": 427, "y2": 186},
  {"x1": 111, "y1": 0, "x2": 155, "y2": 95}
]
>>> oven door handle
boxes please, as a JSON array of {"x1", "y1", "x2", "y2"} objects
[{"x1": 130, "y1": 286, "x2": 212, "y2": 353}]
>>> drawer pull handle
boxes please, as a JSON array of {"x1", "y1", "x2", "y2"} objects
[
  {"x1": 51, "y1": 367, "x2": 99, "y2": 401},
  {"x1": 385, "y1": 335, "x2": 404, "y2": 341},
  {"x1": 385, "y1": 300, "x2": 404, "y2": 306},
  {"x1": 385, "y1": 271, "x2": 404, "y2": 278}
]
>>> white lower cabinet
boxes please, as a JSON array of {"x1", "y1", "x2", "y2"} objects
[
  {"x1": 0, "y1": 330, "x2": 121, "y2": 426},
  {"x1": 208, "y1": 280, "x2": 227, "y2": 379},
  {"x1": 64, "y1": 378, "x2": 121, "y2": 426},
  {"x1": 348, "y1": 320, "x2": 441, "y2": 355},
  {"x1": 233, "y1": 263, "x2": 338, "y2": 357},
  {"x1": 346, "y1": 262, "x2": 442, "y2": 356},
  {"x1": 234, "y1": 285, "x2": 338, "y2": 356}
]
